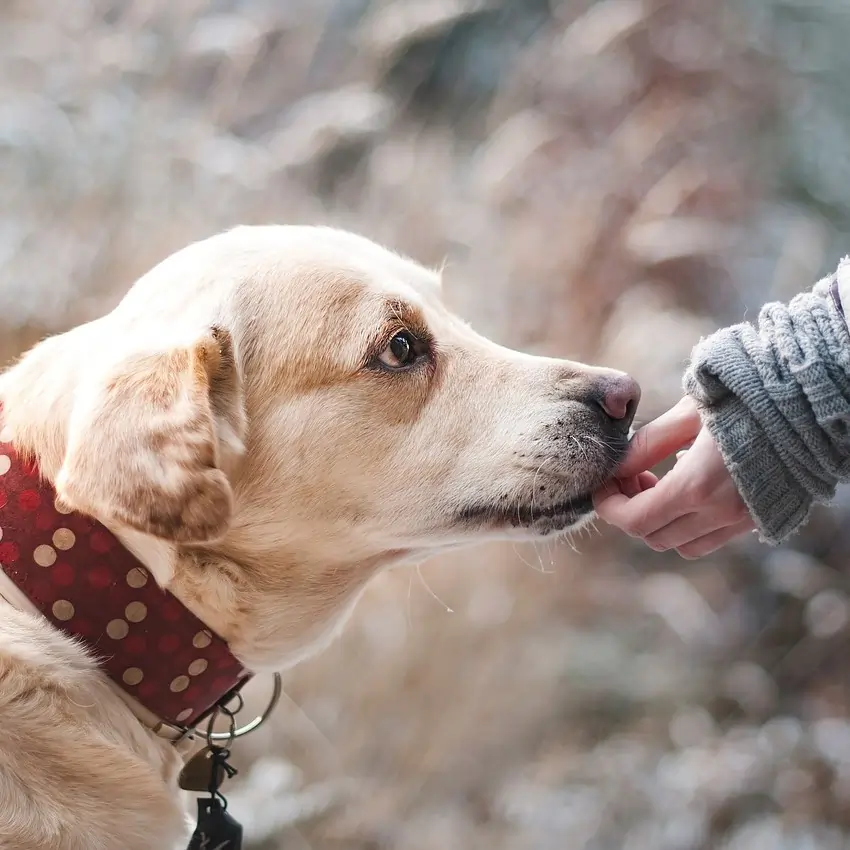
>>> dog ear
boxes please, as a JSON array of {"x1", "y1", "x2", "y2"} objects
[{"x1": 56, "y1": 327, "x2": 245, "y2": 544}]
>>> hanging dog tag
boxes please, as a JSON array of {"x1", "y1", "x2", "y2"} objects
[
  {"x1": 186, "y1": 797, "x2": 243, "y2": 850},
  {"x1": 179, "y1": 747, "x2": 226, "y2": 793}
]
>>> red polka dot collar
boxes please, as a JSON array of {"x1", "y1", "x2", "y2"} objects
[{"x1": 0, "y1": 434, "x2": 250, "y2": 740}]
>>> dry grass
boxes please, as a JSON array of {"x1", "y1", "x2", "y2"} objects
[{"x1": 3, "y1": 1, "x2": 850, "y2": 848}]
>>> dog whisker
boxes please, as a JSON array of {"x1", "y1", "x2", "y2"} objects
[
  {"x1": 512, "y1": 541, "x2": 552, "y2": 574},
  {"x1": 416, "y1": 563, "x2": 454, "y2": 614}
]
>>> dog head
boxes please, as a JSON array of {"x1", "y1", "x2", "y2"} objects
[{"x1": 1, "y1": 226, "x2": 639, "y2": 666}]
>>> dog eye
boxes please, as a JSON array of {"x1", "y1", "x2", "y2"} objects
[{"x1": 378, "y1": 331, "x2": 419, "y2": 369}]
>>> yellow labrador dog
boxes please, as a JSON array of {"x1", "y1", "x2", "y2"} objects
[{"x1": 0, "y1": 226, "x2": 639, "y2": 850}]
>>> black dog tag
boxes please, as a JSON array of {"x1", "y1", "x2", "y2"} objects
[{"x1": 186, "y1": 797, "x2": 243, "y2": 850}]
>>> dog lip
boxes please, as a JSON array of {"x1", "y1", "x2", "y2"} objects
[{"x1": 456, "y1": 492, "x2": 594, "y2": 528}]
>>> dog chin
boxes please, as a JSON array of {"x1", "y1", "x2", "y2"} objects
[
  {"x1": 521, "y1": 499, "x2": 597, "y2": 539},
  {"x1": 455, "y1": 492, "x2": 596, "y2": 537}
]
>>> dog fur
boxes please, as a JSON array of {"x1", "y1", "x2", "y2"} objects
[{"x1": 0, "y1": 226, "x2": 636, "y2": 849}]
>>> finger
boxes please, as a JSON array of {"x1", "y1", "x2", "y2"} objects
[
  {"x1": 593, "y1": 478, "x2": 623, "y2": 505},
  {"x1": 644, "y1": 511, "x2": 729, "y2": 552},
  {"x1": 674, "y1": 518, "x2": 756, "y2": 560},
  {"x1": 638, "y1": 470, "x2": 659, "y2": 489},
  {"x1": 593, "y1": 470, "x2": 659, "y2": 509},
  {"x1": 620, "y1": 471, "x2": 659, "y2": 498},
  {"x1": 593, "y1": 477, "x2": 690, "y2": 537},
  {"x1": 618, "y1": 397, "x2": 702, "y2": 478}
]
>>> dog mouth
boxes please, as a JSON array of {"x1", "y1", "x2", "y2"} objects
[
  {"x1": 453, "y1": 424, "x2": 630, "y2": 536},
  {"x1": 455, "y1": 491, "x2": 595, "y2": 533}
]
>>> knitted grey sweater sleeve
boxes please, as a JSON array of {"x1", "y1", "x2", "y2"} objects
[{"x1": 683, "y1": 259, "x2": 850, "y2": 544}]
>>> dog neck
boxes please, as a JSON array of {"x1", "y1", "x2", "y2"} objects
[{"x1": 0, "y1": 430, "x2": 250, "y2": 740}]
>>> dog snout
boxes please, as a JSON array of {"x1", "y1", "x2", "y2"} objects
[{"x1": 595, "y1": 374, "x2": 641, "y2": 430}]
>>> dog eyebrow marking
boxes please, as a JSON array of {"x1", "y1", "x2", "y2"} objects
[{"x1": 368, "y1": 297, "x2": 433, "y2": 356}]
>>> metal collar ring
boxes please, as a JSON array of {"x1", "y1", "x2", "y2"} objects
[{"x1": 206, "y1": 673, "x2": 283, "y2": 742}]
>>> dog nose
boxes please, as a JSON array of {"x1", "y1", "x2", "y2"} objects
[{"x1": 599, "y1": 374, "x2": 641, "y2": 427}]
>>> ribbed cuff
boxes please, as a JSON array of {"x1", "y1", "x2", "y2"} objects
[{"x1": 684, "y1": 376, "x2": 812, "y2": 544}]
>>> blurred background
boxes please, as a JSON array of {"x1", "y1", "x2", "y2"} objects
[{"x1": 3, "y1": 1, "x2": 850, "y2": 847}]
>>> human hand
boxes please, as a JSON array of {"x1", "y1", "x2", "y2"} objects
[{"x1": 593, "y1": 396, "x2": 756, "y2": 558}]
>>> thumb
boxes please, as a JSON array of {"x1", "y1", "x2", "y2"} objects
[{"x1": 618, "y1": 396, "x2": 702, "y2": 478}]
